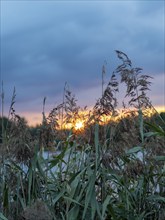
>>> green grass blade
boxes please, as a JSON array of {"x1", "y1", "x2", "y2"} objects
[
  {"x1": 126, "y1": 146, "x2": 142, "y2": 154},
  {"x1": 95, "y1": 123, "x2": 99, "y2": 171},
  {"x1": 82, "y1": 172, "x2": 96, "y2": 219},
  {"x1": 101, "y1": 195, "x2": 111, "y2": 219},
  {"x1": 0, "y1": 212, "x2": 8, "y2": 220},
  {"x1": 138, "y1": 109, "x2": 144, "y2": 143}
]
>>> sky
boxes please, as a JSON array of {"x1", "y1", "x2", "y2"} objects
[{"x1": 0, "y1": 0, "x2": 165, "y2": 125}]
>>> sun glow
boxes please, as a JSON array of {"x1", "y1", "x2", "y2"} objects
[
  {"x1": 75, "y1": 120, "x2": 84, "y2": 130},
  {"x1": 21, "y1": 105, "x2": 164, "y2": 128}
]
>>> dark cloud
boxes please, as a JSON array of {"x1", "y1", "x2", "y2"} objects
[{"x1": 1, "y1": 0, "x2": 164, "y2": 117}]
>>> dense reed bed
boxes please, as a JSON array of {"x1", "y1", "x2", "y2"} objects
[{"x1": 0, "y1": 51, "x2": 164, "y2": 220}]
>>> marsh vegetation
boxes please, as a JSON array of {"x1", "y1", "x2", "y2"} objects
[{"x1": 0, "y1": 51, "x2": 164, "y2": 220}]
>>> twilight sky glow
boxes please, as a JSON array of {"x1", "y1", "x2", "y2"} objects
[{"x1": 0, "y1": 0, "x2": 165, "y2": 125}]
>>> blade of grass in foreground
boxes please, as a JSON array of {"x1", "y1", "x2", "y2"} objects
[
  {"x1": 95, "y1": 123, "x2": 99, "y2": 171},
  {"x1": 0, "y1": 212, "x2": 8, "y2": 220}
]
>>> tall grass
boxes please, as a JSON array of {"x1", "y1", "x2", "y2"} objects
[{"x1": 0, "y1": 51, "x2": 164, "y2": 220}]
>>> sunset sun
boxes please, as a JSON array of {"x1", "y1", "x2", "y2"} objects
[{"x1": 75, "y1": 121, "x2": 84, "y2": 130}]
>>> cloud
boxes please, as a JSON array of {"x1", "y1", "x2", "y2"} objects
[{"x1": 1, "y1": 0, "x2": 164, "y2": 118}]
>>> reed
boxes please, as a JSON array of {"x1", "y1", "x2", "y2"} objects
[{"x1": 0, "y1": 51, "x2": 164, "y2": 220}]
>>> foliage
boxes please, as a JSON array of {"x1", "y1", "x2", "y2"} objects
[{"x1": 0, "y1": 51, "x2": 164, "y2": 220}]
